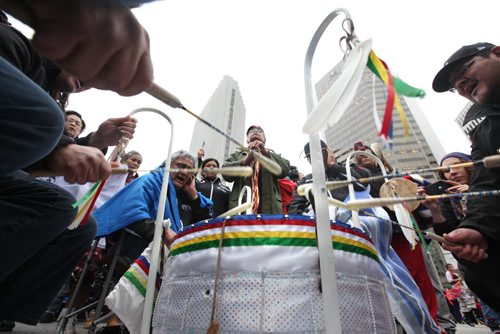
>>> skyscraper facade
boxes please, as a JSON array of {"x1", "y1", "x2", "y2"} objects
[
  {"x1": 316, "y1": 66, "x2": 445, "y2": 180},
  {"x1": 190, "y1": 75, "x2": 246, "y2": 166},
  {"x1": 455, "y1": 101, "x2": 473, "y2": 141}
]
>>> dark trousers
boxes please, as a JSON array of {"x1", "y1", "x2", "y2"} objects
[
  {"x1": 0, "y1": 55, "x2": 94, "y2": 324},
  {"x1": 0, "y1": 56, "x2": 64, "y2": 173},
  {"x1": 448, "y1": 299, "x2": 462, "y2": 323},
  {"x1": 0, "y1": 171, "x2": 96, "y2": 324}
]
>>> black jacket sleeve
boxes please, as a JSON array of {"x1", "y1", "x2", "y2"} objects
[
  {"x1": 288, "y1": 175, "x2": 312, "y2": 215},
  {"x1": 459, "y1": 105, "x2": 500, "y2": 249}
]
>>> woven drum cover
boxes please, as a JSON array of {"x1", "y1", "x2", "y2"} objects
[{"x1": 152, "y1": 271, "x2": 395, "y2": 333}]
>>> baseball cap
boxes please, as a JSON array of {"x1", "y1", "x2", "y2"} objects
[
  {"x1": 246, "y1": 125, "x2": 263, "y2": 136},
  {"x1": 303, "y1": 140, "x2": 327, "y2": 159},
  {"x1": 432, "y1": 42, "x2": 495, "y2": 92}
]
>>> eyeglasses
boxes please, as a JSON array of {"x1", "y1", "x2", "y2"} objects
[
  {"x1": 247, "y1": 128, "x2": 263, "y2": 134},
  {"x1": 171, "y1": 162, "x2": 191, "y2": 170},
  {"x1": 66, "y1": 118, "x2": 82, "y2": 127},
  {"x1": 448, "y1": 52, "x2": 489, "y2": 92}
]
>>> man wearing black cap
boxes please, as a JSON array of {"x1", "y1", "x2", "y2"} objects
[
  {"x1": 288, "y1": 140, "x2": 366, "y2": 215},
  {"x1": 433, "y1": 42, "x2": 500, "y2": 312},
  {"x1": 223, "y1": 125, "x2": 290, "y2": 214}
]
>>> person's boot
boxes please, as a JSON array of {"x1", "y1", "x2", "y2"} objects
[
  {"x1": 39, "y1": 311, "x2": 58, "y2": 323},
  {"x1": 0, "y1": 320, "x2": 15, "y2": 332},
  {"x1": 83, "y1": 310, "x2": 95, "y2": 329},
  {"x1": 106, "y1": 314, "x2": 121, "y2": 328}
]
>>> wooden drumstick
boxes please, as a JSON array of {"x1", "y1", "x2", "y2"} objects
[
  {"x1": 298, "y1": 154, "x2": 500, "y2": 192},
  {"x1": 344, "y1": 190, "x2": 500, "y2": 211},
  {"x1": 146, "y1": 83, "x2": 282, "y2": 176},
  {"x1": 31, "y1": 166, "x2": 254, "y2": 178},
  {"x1": 359, "y1": 210, "x2": 489, "y2": 259}
]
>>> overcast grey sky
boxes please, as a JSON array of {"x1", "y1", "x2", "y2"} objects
[{"x1": 12, "y1": 0, "x2": 498, "y2": 174}]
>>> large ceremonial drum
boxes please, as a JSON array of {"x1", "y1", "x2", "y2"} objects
[{"x1": 152, "y1": 214, "x2": 395, "y2": 333}]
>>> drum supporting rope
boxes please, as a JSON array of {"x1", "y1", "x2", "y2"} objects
[{"x1": 207, "y1": 217, "x2": 229, "y2": 333}]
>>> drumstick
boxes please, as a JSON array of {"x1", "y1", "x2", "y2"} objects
[
  {"x1": 31, "y1": 166, "x2": 254, "y2": 178},
  {"x1": 30, "y1": 168, "x2": 130, "y2": 178},
  {"x1": 296, "y1": 154, "x2": 500, "y2": 194},
  {"x1": 165, "y1": 166, "x2": 253, "y2": 177},
  {"x1": 217, "y1": 202, "x2": 252, "y2": 218},
  {"x1": 344, "y1": 189, "x2": 500, "y2": 211},
  {"x1": 358, "y1": 210, "x2": 488, "y2": 258},
  {"x1": 146, "y1": 83, "x2": 282, "y2": 176}
]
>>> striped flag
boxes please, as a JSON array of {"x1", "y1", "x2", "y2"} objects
[{"x1": 105, "y1": 242, "x2": 159, "y2": 334}]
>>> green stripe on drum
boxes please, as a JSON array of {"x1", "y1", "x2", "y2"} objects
[
  {"x1": 169, "y1": 237, "x2": 378, "y2": 262},
  {"x1": 124, "y1": 271, "x2": 146, "y2": 297},
  {"x1": 333, "y1": 242, "x2": 379, "y2": 262}
]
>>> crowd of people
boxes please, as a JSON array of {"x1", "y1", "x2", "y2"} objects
[{"x1": 0, "y1": 1, "x2": 500, "y2": 333}]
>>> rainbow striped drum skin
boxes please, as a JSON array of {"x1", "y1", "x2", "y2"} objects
[{"x1": 152, "y1": 214, "x2": 395, "y2": 333}]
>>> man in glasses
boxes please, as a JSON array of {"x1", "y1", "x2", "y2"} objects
[{"x1": 432, "y1": 42, "x2": 500, "y2": 312}]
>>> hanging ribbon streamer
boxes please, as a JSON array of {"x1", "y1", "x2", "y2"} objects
[
  {"x1": 67, "y1": 137, "x2": 130, "y2": 230},
  {"x1": 409, "y1": 212, "x2": 430, "y2": 253},
  {"x1": 367, "y1": 50, "x2": 425, "y2": 144}
]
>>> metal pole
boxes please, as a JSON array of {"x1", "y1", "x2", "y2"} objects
[
  {"x1": 130, "y1": 108, "x2": 174, "y2": 334},
  {"x1": 304, "y1": 8, "x2": 352, "y2": 333}
]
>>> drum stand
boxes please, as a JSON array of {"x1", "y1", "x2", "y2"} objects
[
  {"x1": 57, "y1": 231, "x2": 126, "y2": 334},
  {"x1": 57, "y1": 239, "x2": 98, "y2": 333},
  {"x1": 303, "y1": 8, "x2": 356, "y2": 333}
]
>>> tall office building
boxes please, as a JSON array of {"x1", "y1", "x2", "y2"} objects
[
  {"x1": 190, "y1": 75, "x2": 246, "y2": 165},
  {"x1": 316, "y1": 66, "x2": 445, "y2": 180}
]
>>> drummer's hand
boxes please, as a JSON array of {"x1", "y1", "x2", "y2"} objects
[
  {"x1": 197, "y1": 147, "x2": 205, "y2": 160},
  {"x1": 417, "y1": 187, "x2": 440, "y2": 211},
  {"x1": 163, "y1": 228, "x2": 177, "y2": 248},
  {"x1": 248, "y1": 140, "x2": 267, "y2": 156},
  {"x1": 25, "y1": 0, "x2": 153, "y2": 96},
  {"x1": 446, "y1": 183, "x2": 469, "y2": 194},
  {"x1": 443, "y1": 228, "x2": 488, "y2": 262},
  {"x1": 183, "y1": 174, "x2": 198, "y2": 200},
  {"x1": 417, "y1": 187, "x2": 445, "y2": 222}
]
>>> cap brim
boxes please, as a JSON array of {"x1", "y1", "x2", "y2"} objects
[
  {"x1": 432, "y1": 66, "x2": 453, "y2": 92},
  {"x1": 432, "y1": 57, "x2": 469, "y2": 92}
]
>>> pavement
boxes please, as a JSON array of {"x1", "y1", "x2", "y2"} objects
[{"x1": 8, "y1": 321, "x2": 495, "y2": 333}]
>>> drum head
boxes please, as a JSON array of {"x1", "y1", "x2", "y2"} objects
[{"x1": 379, "y1": 178, "x2": 419, "y2": 211}]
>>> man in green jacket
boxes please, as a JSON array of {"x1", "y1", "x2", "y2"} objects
[{"x1": 223, "y1": 125, "x2": 290, "y2": 214}]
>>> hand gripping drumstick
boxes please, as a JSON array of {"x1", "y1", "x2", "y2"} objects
[
  {"x1": 146, "y1": 83, "x2": 282, "y2": 176},
  {"x1": 358, "y1": 210, "x2": 488, "y2": 259}
]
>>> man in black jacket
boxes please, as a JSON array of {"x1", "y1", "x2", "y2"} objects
[
  {"x1": 432, "y1": 42, "x2": 500, "y2": 311},
  {"x1": 288, "y1": 140, "x2": 366, "y2": 215}
]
